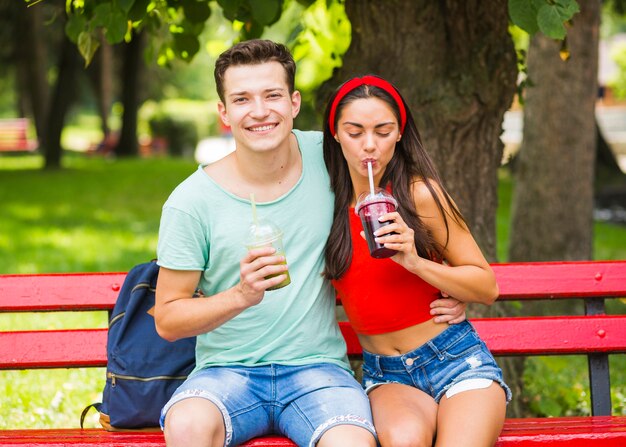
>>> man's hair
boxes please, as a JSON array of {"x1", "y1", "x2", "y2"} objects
[{"x1": 214, "y1": 39, "x2": 296, "y2": 103}]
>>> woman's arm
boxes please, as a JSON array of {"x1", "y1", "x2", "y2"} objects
[{"x1": 375, "y1": 180, "x2": 498, "y2": 305}]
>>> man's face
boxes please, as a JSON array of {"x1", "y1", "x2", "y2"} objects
[{"x1": 218, "y1": 61, "x2": 301, "y2": 154}]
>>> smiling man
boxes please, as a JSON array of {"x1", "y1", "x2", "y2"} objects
[{"x1": 154, "y1": 39, "x2": 377, "y2": 447}]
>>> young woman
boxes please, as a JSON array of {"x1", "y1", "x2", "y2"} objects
[{"x1": 323, "y1": 75, "x2": 511, "y2": 447}]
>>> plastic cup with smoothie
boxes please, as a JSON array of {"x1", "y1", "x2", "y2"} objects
[
  {"x1": 244, "y1": 217, "x2": 291, "y2": 291},
  {"x1": 355, "y1": 188, "x2": 398, "y2": 259}
]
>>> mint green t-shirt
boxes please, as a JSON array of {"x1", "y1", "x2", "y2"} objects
[{"x1": 157, "y1": 130, "x2": 350, "y2": 373}]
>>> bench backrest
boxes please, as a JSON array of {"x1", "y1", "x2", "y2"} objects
[
  {"x1": 1, "y1": 261, "x2": 625, "y2": 413},
  {"x1": 0, "y1": 118, "x2": 37, "y2": 151}
]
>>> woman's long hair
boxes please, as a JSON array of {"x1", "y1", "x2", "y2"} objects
[{"x1": 322, "y1": 79, "x2": 465, "y2": 280}]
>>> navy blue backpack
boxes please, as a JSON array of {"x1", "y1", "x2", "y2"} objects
[{"x1": 81, "y1": 260, "x2": 196, "y2": 430}]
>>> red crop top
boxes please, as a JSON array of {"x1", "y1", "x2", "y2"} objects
[{"x1": 331, "y1": 208, "x2": 441, "y2": 335}]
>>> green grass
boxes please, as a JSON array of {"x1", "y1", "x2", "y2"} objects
[
  {"x1": 0, "y1": 152, "x2": 197, "y2": 429},
  {"x1": 0, "y1": 154, "x2": 625, "y2": 428}
]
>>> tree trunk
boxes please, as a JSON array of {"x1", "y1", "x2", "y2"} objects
[
  {"x1": 509, "y1": 0, "x2": 600, "y2": 262},
  {"x1": 87, "y1": 31, "x2": 114, "y2": 138},
  {"x1": 114, "y1": 30, "x2": 145, "y2": 157},
  {"x1": 44, "y1": 33, "x2": 82, "y2": 170},
  {"x1": 320, "y1": 0, "x2": 517, "y2": 261},
  {"x1": 16, "y1": 2, "x2": 50, "y2": 149}
]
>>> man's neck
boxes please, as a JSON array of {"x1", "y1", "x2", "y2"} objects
[{"x1": 205, "y1": 133, "x2": 302, "y2": 202}]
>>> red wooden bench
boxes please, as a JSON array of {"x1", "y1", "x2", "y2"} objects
[
  {"x1": 1, "y1": 261, "x2": 626, "y2": 446},
  {"x1": 0, "y1": 118, "x2": 37, "y2": 152}
]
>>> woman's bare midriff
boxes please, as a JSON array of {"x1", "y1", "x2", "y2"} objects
[{"x1": 357, "y1": 318, "x2": 449, "y2": 355}]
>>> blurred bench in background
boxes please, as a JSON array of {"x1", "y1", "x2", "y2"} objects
[{"x1": 0, "y1": 118, "x2": 37, "y2": 152}]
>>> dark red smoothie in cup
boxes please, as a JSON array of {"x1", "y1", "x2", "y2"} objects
[{"x1": 355, "y1": 189, "x2": 398, "y2": 259}]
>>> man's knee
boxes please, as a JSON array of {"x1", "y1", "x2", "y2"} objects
[
  {"x1": 164, "y1": 397, "x2": 226, "y2": 447},
  {"x1": 317, "y1": 423, "x2": 377, "y2": 447}
]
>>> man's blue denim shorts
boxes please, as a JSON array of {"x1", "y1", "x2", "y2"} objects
[
  {"x1": 160, "y1": 362, "x2": 376, "y2": 447},
  {"x1": 362, "y1": 320, "x2": 512, "y2": 403}
]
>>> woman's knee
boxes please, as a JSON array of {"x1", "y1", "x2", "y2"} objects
[{"x1": 377, "y1": 421, "x2": 435, "y2": 447}]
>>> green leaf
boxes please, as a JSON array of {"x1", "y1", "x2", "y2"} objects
[
  {"x1": 103, "y1": 9, "x2": 129, "y2": 44},
  {"x1": 181, "y1": 0, "x2": 212, "y2": 23},
  {"x1": 77, "y1": 31, "x2": 100, "y2": 66},
  {"x1": 118, "y1": 0, "x2": 136, "y2": 13},
  {"x1": 249, "y1": 0, "x2": 282, "y2": 26},
  {"x1": 241, "y1": 20, "x2": 265, "y2": 39},
  {"x1": 555, "y1": 0, "x2": 580, "y2": 21},
  {"x1": 92, "y1": 3, "x2": 112, "y2": 27},
  {"x1": 217, "y1": 0, "x2": 245, "y2": 21},
  {"x1": 537, "y1": 3, "x2": 567, "y2": 40},
  {"x1": 128, "y1": 0, "x2": 151, "y2": 21},
  {"x1": 65, "y1": 13, "x2": 86, "y2": 43},
  {"x1": 173, "y1": 33, "x2": 201, "y2": 61},
  {"x1": 508, "y1": 0, "x2": 539, "y2": 35}
]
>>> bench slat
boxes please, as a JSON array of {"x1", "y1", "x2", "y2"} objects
[
  {"x1": 2, "y1": 417, "x2": 626, "y2": 446},
  {"x1": 492, "y1": 261, "x2": 626, "y2": 299},
  {"x1": 0, "y1": 273, "x2": 126, "y2": 312},
  {"x1": 1, "y1": 261, "x2": 625, "y2": 313},
  {"x1": 3, "y1": 315, "x2": 625, "y2": 370},
  {"x1": 0, "y1": 429, "x2": 295, "y2": 446},
  {"x1": 341, "y1": 315, "x2": 626, "y2": 356},
  {"x1": 0, "y1": 329, "x2": 107, "y2": 369},
  {"x1": 475, "y1": 315, "x2": 626, "y2": 355},
  {"x1": 497, "y1": 416, "x2": 626, "y2": 446}
]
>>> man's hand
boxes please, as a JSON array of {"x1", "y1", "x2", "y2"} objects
[
  {"x1": 238, "y1": 246, "x2": 289, "y2": 306},
  {"x1": 430, "y1": 292, "x2": 467, "y2": 324}
]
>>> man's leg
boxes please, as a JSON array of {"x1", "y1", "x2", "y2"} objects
[
  {"x1": 277, "y1": 364, "x2": 377, "y2": 447},
  {"x1": 164, "y1": 397, "x2": 226, "y2": 447},
  {"x1": 160, "y1": 366, "x2": 272, "y2": 447}
]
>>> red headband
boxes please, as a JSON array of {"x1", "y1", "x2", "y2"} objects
[{"x1": 328, "y1": 75, "x2": 407, "y2": 136}]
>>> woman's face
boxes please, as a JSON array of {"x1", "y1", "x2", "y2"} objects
[{"x1": 335, "y1": 97, "x2": 401, "y2": 193}]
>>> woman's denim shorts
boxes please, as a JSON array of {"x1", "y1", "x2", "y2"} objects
[
  {"x1": 362, "y1": 320, "x2": 512, "y2": 403},
  {"x1": 160, "y1": 363, "x2": 376, "y2": 447}
]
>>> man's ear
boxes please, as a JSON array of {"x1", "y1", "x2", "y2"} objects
[
  {"x1": 217, "y1": 102, "x2": 229, "y2": 127},
  {"x1": 291, "y1": 90, "x2": 302, "y2": 118}
]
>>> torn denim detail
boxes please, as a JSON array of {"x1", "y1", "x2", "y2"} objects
[{"x1": 309, "y1": 414, "x2": 377, "y2": 447}]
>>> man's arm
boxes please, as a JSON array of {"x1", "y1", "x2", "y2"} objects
[
  {"x1": 154, "y1": 246, "x2": 289, "y2": 341},
  {"x1": 430, "y1": 292, "x2": 467, "y2": 324}
]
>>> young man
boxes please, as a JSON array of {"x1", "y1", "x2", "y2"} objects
[
  {"x1": 154, "y1": 39, "x2": 377, "y2": 447},
  {"x1": 155, "y1": 39, "x2": 465, "y2": 447}
]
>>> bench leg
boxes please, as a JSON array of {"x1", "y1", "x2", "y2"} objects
[{"x1": 585, "y1": 298, "x2": 612, "y2": 416}]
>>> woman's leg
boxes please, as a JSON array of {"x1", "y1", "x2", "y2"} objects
[
  {"x1": 435, "y1": 382, "x2": 506, "y2": 447},
  {"x1": 369, "y1": 383, "x2": 438, "y2": 447}
]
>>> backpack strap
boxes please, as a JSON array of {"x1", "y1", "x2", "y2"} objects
[{"x1": 79, "y1": 402, "x2": 102, "y2": 428}]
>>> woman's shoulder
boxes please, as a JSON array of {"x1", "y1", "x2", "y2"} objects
[{"x1": 409, "y1": 177, "x2": 445, "y2": 206}]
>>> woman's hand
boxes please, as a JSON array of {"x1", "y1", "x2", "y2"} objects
[{"x1": 365, "y1": 210, "x2": 424, "y2": 271}]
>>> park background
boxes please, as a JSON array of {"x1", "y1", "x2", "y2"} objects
[{"x1": 1, "y1": 0, "x2": 626, "y2": 429}]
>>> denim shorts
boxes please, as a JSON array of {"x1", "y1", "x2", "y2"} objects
[
  {"x1": 160, "y1": 363, "x2": 376, "y2": 447},
  {"x1": 362, "y1": 320, "x2": 512, "y2": 404}
]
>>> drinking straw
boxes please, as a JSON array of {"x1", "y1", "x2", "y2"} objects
[
  {"x1": 250, "y1": 193, "x2": 258, "y2": 225},
  {"x1": 367, "y1": 161, "x2": 375, "y2": 196}
]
